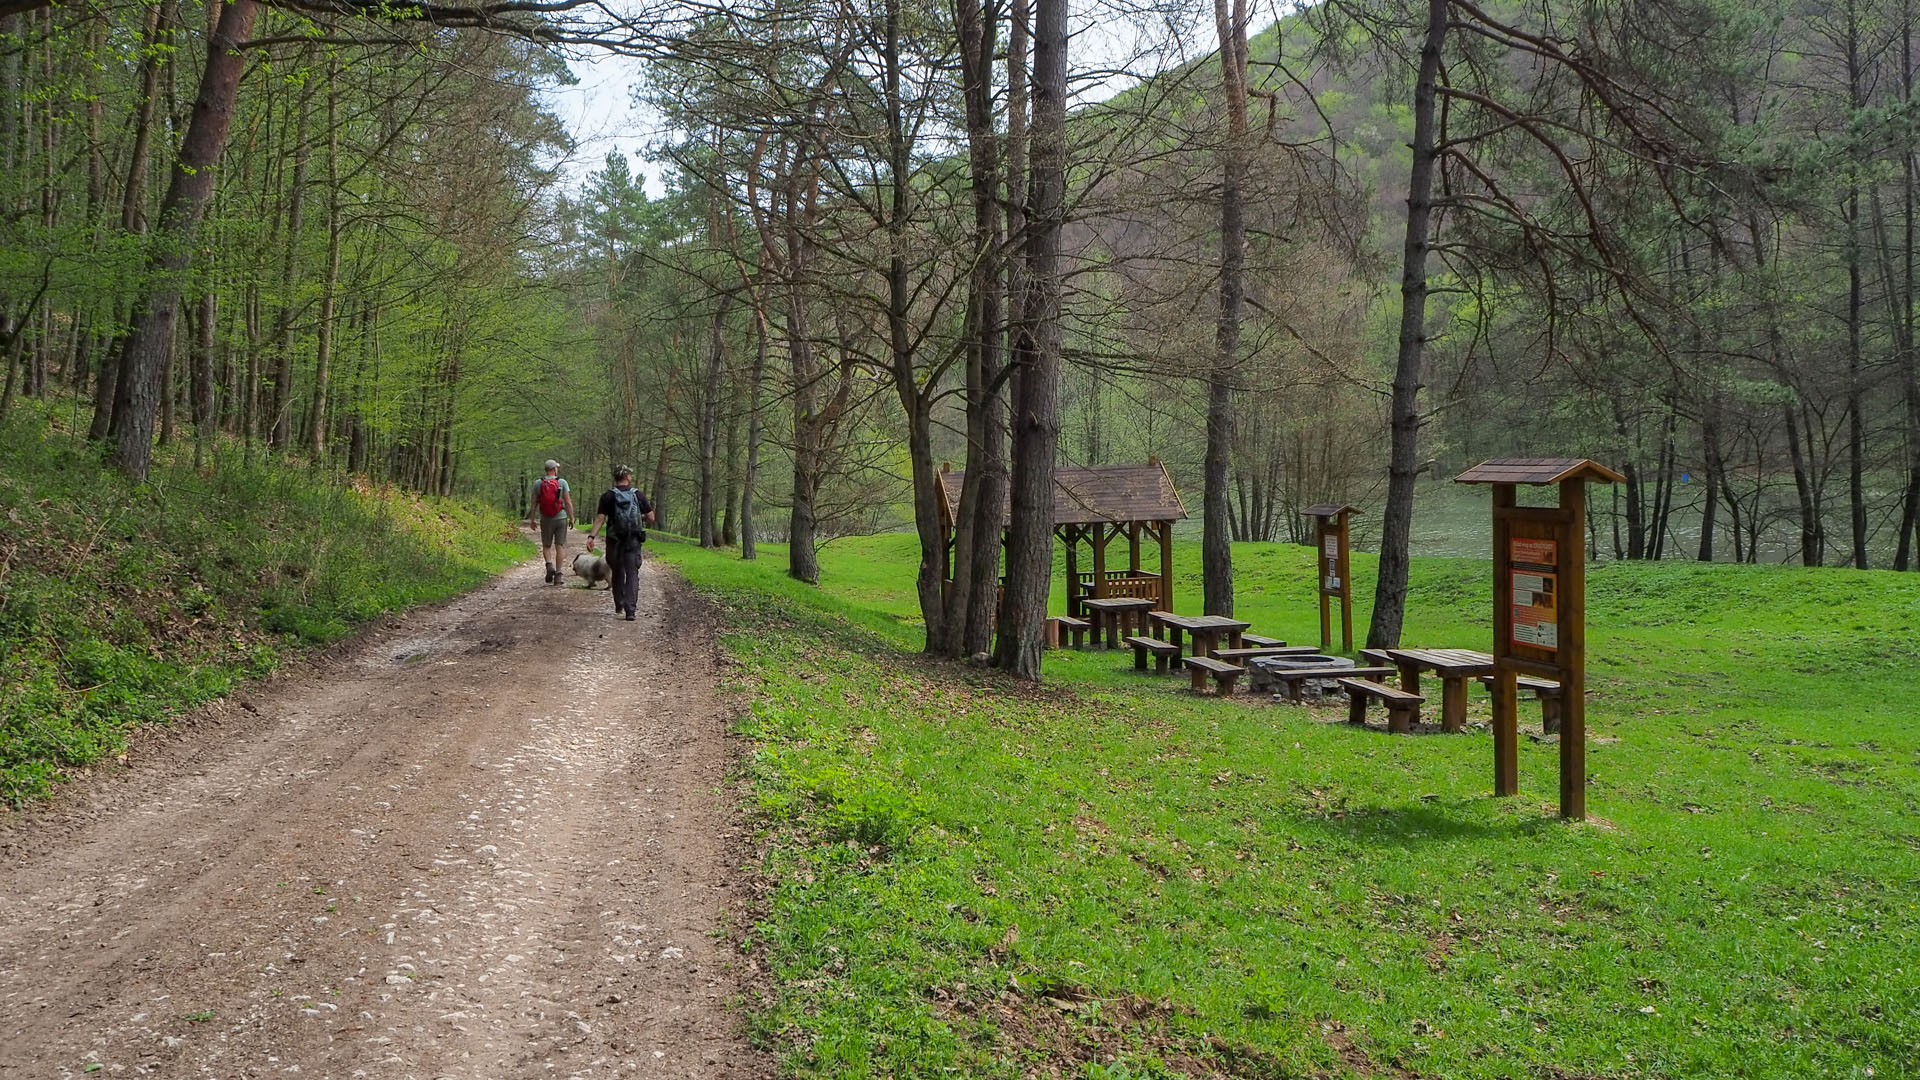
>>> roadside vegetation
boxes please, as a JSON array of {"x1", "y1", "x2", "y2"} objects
[
  {"x1": 0, "y1": 399, "x2": 526, "y2": 804},
  {"x1": 656, "y1": 536, "x2": 1919, "y2": 1079}
]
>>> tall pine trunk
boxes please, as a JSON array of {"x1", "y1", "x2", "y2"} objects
[
  {"x1": 1366, "y1": 0, "x2": 1445, "y2": 649},
  {"x1": 1203, "y1": 0, "x2": 1249, "y2": 617},
  {"x1": 995, "y1": 0, "x2": 1066, "y2": 680}
]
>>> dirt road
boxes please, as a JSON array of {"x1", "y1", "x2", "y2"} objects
[{"x1": 0, "y1": 556, "x2": 768, "y2": 1080}]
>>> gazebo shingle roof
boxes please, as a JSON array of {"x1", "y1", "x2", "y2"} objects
[{"x1": 937, "y1": 463, "x2": 1188, "y2": 528}]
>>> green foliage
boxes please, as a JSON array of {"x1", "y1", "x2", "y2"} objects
[
  {"x1": 0, "y1": 400, "x2": 527, "y2": 804},
  {"x1": 655, "y1": 537, "x2": 1920, "y2": 1079}
]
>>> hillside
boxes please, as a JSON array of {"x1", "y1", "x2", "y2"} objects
[{"x1": 0, "y1": 398, "x2": 527, "y2": 804}]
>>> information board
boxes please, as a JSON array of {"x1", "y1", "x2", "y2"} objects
[{"x1": 1510, "y1": 538, "x2": 1557, "y2": 651}]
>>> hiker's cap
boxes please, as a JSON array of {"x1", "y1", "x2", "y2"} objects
[{"x1": 544, "y1": 459, "x2": 560, "y2": 471}]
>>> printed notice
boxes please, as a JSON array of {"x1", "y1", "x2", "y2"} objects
[
  {"x1": 1322, "y1": 535, "x2": 1339, "y2": 558},
  {"x1": 1510, "y1": 538, "x2": 1558, "y2": 651},
  {"x1": 1324, "y1": 575, "x2": 1341, "y2": 592}
]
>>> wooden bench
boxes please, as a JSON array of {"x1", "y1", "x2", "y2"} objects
[
  {"x1": 1126, "y1": 635, "x2": 1181, "y2": 674},
  {"x1": 1210, "y1": 645, "x2": 1319, "y2": 663},
  {"x1": 1339, "y1": 677, "x2": 1425, "y2": 733},
  {"x1": 1241, "y1": 633, "x2": 1286, "y2": 648},
  {"x1": 1268, "y1": 665, "x2": 1397, "y2": 703},
  {"x1": 1053, "y1": 614, "x2": 1091, "y2": 650},
  {"x1": 1183, "y1": 655, "x2": 1244, "y2": 696},
  {"x1": 1479, "y1": 674, "x2": 1564, "y2": 733},
  {"x1": 1358, "y1": 648, "x2": 1393, "y2": 667}
]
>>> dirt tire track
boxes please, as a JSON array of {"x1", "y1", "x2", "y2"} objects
[{"x1": 0, "y1": 555, "x2": 769, "y2": 1080}]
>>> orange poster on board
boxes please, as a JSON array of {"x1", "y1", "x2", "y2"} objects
[{"x1": 1510, "y1": 538, "x2": 1558, "y2": 650}]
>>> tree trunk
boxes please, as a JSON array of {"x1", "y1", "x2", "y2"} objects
[
  {"x1": 1203, "y1": 0, "x2": 1248, "y2": 617},
  {"x1": 698, "y1": 294, "x2": 728, "y2": 547},
  {"x1": 270, "y1": 73, "x2": 313, "y2": 451},
  {"x1": 740, "y1": 309, "x2": 767, "y2": 560},
  {"x1": 108, "y1": 0, "x2": 259, "y2": 482},
  {"x1": 1784, "y1": 403, "x2": 1822, "y2": 566},
  {"x1": 1698, "y1": 411, "x2": 1721, "y2": 561},
  {"x1": 952, "y1": 0, "x2": 1007, "y2": 659},
  {"x1": 192, "y1": 291, "x2": 215, "y2": 469},
  {"x1": 309, "y1": 72, "x2": 340, "y2": 460},
  {"x1": 994, "y1": 0, "x2": 1066, "y2": 680},
  {"x1": 1366, "y1": 0, "x2": 1445, "y2": 649}
]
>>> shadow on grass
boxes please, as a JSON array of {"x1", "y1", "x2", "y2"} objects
[{"x1": 1290, "y1": 800, "x2": 1562, "y2": 848}]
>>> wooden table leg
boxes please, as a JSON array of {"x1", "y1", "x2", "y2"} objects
[
  {"x1": 1105, "y1": 612, "x2": 1121, "y2": 649},
  {"x1": 1396, "y1": 661, "x2": 1421, "y2": 695},
  {"x1": 1228, "y1": 629, "x2": 1245, "y2": 650},
  {"x1": 1441, "y1": 676, "x2": 1467, "y2": 733},
  {"x1": 1194, "y1": 631, "x2": 1218, "y2": 661},
  {"x1": 1492, "y1": 669, "x2": 1519, "y2": 796}
]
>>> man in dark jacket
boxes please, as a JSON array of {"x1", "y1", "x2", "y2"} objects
[{"x1": 585, "y1": 465, "x2": 655, "y2": 621}]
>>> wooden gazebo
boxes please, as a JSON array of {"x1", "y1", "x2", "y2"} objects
[{"x1": 935, "y1": 462, "x2": 1189, "y2": 615}]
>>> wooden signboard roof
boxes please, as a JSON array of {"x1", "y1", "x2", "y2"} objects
[
  {"x1": 1301, "y1": 503, "x2": 1362, "y2": 518},
  {"x1": 937, "y1": 463, "x2": 1188, "y2": 527},
  {"x1": 1454, "y1": 457, "x2": 1626, "y2": 486}
]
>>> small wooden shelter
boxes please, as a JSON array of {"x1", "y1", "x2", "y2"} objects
[{"x1": 936, "y1": 462, "x2": 1189, "y2": 614}]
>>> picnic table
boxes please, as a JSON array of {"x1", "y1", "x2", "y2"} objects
[
  {"x1": 1363, "y1": 647, "x2": 1494, "y2": 733},
  {"x1": 1082, "y1": 596, "x2": 1157, "y2": 649},
  {"x1": 1149, "y1": 612, "x2": 1252, "y2": 665}
]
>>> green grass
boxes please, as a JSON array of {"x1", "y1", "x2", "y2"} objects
[
  {"x1": 0, "y1": 398, "x2": 528, "y2": 804},
  {"x1": 655, "y1": 533, "x2": 1920, "y2": 1079}
]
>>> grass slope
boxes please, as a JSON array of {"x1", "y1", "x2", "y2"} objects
[
  {"x1": 0, "y1": 400, "x2": 527, "y2": 804},
  {"x1": 656, "y1": 534, "x2": 1918, "y2": 1079}
]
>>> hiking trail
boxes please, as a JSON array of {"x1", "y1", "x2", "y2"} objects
[{"x1": 0, "y1": 555, "x2": 768, "y2": 1080}]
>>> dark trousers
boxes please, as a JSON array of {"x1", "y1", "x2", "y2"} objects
[{"x1": 608, "y1": 537, "x2": 642, "y2": 613}]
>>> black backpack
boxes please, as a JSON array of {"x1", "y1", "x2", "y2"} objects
[{"x1": 609, "y1": 488, "x2": 646, "y2": 542}]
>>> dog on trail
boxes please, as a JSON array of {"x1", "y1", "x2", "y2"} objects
[{"x1": 570, "y1": 551, "x2": 611, "y2": 589}]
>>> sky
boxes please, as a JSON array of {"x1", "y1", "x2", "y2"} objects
[
  {"x1": 541, "y1": 52, "x2": 669, "y2": 196},
  {"x1": 536, "y1": 1, "x2": 1297, "y2": 198}
]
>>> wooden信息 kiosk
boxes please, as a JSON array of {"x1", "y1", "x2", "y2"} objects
[
  {"x1": 1301, "y1": 504, "x2": 1359, "y2": 653},
  {"x1": 1456, "y1": 457, "x2": 1624, "y2": 821}
]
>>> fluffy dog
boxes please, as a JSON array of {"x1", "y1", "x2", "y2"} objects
[{"x1": 570, "y1": 551, "x2": 611, "y2": 588}]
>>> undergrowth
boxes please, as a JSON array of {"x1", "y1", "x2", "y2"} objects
[{"x1": 0, "y1": 398, "x2": 526, "y2": 803}]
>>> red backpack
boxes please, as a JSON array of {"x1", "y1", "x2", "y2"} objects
[{"x1": 536, "y1": 477, "x2": 564, "y2": 516}]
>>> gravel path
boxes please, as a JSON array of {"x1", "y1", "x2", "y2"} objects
[{"x1": 0, "y1": 555, "x2": 767, "y2": 1080}]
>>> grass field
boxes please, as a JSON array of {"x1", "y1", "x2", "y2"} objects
[{"x1": 655, "y1": 533, "x2": 1919, "y2": 1079}]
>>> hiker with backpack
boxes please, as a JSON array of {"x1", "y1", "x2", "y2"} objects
[
  {"x1": 585, "y1": 464, "x2": 655, "y2": 621},
  {"x1": 528, "y1": 459, "x2": 576, "y2": 586}
]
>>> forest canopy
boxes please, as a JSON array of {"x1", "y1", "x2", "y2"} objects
[{"x1": 5, "y1": 0, "x2": 1918, "y2": 674}]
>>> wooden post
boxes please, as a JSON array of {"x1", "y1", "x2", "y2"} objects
[
  {"x1": 1129, "y1": 520, "x2": 1142, "y2": 573},
  {"x1": 1336, "y1": 512, "x2": 1353, "y2": 651},
  {"x1": 1063, "y1": 524, "x2": 1080, "y2": 616},
  {"x1": 1559, "y1": 477, "x2": 1587, "y2": 820},
  {"x1": 1157, "y1": 519, "x2": 1175, "y2": 612},
  {"x1": 1091, "y1": 522, "x2": 1108, "y2": 600},
  {"x1": 1491, "y1": 483, "x2": 1519, "y2": 797}
]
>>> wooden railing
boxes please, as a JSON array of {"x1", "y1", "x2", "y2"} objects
[{"x1": 1071, "y1": 571, "x2": 1164, "y2": 612}]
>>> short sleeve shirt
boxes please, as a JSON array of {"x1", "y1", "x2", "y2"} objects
[
  {"x1": 597, "y1": 486, "x2": 653, "y2": 526},
  {"x1": 534, "y1": 476, "x2": 570, "y2": 517}
]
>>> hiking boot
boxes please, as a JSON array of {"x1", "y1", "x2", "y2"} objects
[{"x1": 625, "y1": 611, "x2": 636, "y2": 621}]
